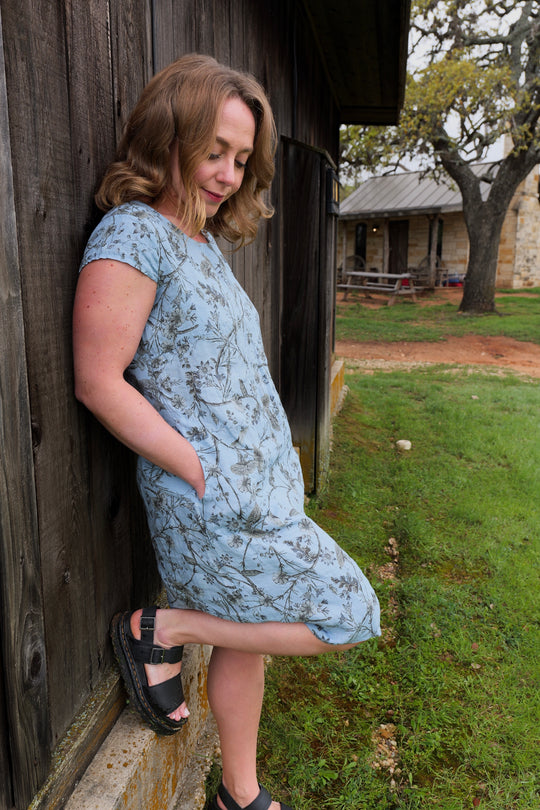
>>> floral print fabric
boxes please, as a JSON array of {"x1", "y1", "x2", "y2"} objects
[{"x1": 81, "y1": 201, "x2": 380, "y2": 644}]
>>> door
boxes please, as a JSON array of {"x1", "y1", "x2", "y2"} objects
[
  {"x1": 389, "y1": 220, "x2": 409, "y2": 274},
  {"x1": 279, "y1": 138, "x2": 337, "y2": 492},
  {"x1": 355, "y1": 222, "x2": 367, "y2": 262}
]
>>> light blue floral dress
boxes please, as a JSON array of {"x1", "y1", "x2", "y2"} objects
[{"x1": 81, "y1": 201, "x2": 380, "y2": 644}]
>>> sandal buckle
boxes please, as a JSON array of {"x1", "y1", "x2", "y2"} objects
[
  {"x1": 140, "y1": 615, "x2": 156, "y2": 633},
  {"x1": 149, "y1": 646, "x2": 166, "y2": 664}
]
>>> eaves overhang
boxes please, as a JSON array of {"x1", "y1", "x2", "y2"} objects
[
  {"x1": 339, "y1": 204, "x2": 464, "y2": 221},
  {"x1": 302, "y1": 0, "x2": 411, "y2": 125}
]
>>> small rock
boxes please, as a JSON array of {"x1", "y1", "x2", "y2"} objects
[{"x1": 396, "y1": 440, "x2": 412, "y2": 451}]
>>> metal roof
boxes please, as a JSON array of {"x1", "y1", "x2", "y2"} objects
[
  {"x1": 303, "y1": 0, "x2": 411, "y2": 124},
  {"x1": 340, "y1": 165, "x2": 496, "y2": 219}
]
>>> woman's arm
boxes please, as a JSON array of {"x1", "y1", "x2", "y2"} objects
[{"x1": 73, "y1": 259, "x2": 205, "y2": 497}]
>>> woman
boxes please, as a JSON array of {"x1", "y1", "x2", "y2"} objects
[{"x1": 73, "y1": 54, "x2": 380, "y2": 810}]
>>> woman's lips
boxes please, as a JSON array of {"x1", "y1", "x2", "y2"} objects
[{"x1": 203, "y1": 189, "x2": 225, "y2": 203}]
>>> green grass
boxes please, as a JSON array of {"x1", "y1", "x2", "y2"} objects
[
  {"x1": 336, "y1": 288, "x2": 540, "y2": 344},
  {"x1": 255, "y1": 368, "x2": 540, "y2": 809}
]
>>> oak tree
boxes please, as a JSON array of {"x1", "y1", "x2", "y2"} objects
[{"x1": 341, "y1": 0, "x2": 540, "y2": 312}]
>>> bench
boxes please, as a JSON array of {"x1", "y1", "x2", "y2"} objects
[{"x1": 337, "y1": 270, "x2": 421, "y2": 305}]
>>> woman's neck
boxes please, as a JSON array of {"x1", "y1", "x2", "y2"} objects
[{"x1": 150, "y1": 192, "x2": 208, "y2": 243}]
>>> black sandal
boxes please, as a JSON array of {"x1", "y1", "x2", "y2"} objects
[
  {"x1": 110, "y1": 606, "x2": 187, "y2": 735},
  {"x1": 211, "y1": 782, "x2": 293, "y2": 810}
]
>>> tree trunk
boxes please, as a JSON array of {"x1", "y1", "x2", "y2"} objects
[
  {"x1": 438, "y1": 147, "x2": 539, "y2": 314},
  {"x1": 459, "y1": 201, "x2": 506, "y2": 313}
]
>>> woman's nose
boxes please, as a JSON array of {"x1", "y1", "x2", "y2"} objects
[{"x1": 217, "y1": 157, "x2": 236, "y2": 185}]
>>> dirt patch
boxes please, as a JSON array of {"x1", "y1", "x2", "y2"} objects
[
  {"x1": 336, "y1": 289, "x2": 540, "y2": 378},
  {"x1": 336, "y1": 335, "x2": 540, "y2": 377}
]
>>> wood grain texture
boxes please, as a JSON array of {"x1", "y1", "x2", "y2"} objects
[
  {"x1": 2, "y1": 0, "x2": 98, "y2": 747},
  {"x1": 0, "y1": 11, "x2": 51, "y2": 805}
]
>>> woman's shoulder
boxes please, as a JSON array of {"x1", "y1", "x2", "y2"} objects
[
  {"x1": 81, "y1": 201, "x2": 165, "y2": 280},
  {"x1": 91, "y1": 201, "x2": 164, "y2": 237}
]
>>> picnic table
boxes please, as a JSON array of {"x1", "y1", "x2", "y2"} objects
[{"x1": 337, "y1": 270, "x2": 421, "y2": 305}]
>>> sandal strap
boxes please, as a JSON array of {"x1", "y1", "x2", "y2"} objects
[
  {"x1": 147, "y1": 671, "x2": 185, "y2": 714},
  {"x1": 140, "y1": 606, "x2": 158, "y2": 639},
  {"x1": 217, "y1": 783, "x2": 272, "y2": 810},
  {"x1": 131, "y1": 607, "x2": 184, "y2": 665}
]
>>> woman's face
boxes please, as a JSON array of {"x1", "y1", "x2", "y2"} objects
[{"x1": 173, "y1": 96, "x2": 256, "y2": 219}]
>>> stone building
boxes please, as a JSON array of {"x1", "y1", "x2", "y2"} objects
[{"x1": 338, "y1": 163, "x2": 540, "y2": 288}]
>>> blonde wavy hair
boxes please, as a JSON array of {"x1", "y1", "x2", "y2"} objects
[{"x1": 95, "y1": 54, "x2": 277, "y2": 244}]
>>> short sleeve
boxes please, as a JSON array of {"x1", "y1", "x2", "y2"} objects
[{"x1": 79, "y1": 204, "x2": 161, "y2": 282}]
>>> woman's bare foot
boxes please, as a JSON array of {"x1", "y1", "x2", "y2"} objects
[{"x1": 129, "y1": 608, "x2": 189, "y2": 722}]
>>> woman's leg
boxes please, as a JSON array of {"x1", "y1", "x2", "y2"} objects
[
  {"x1": 207, "y1": 647, "x2": 268, "y2": 810},
  {"x1": 127, "y1": 609, "x2": 358, "y2": 808},
  {"x1": 139, "y1": 607, "x2": 354, "y2": 656},
  {"x1": 129, "y1": 608, "x2": 356, "y2": 722}
]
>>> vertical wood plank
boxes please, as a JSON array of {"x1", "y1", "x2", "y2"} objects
[
  {"x1": 110, "y1": 0, "x2": 154, "y2": 140},
  {"x1": 315, "y1": 162, "x2": 336, "y2": 490},
  {"x1": 108, "y1": 0, "x2": 160, "y2": 606},
  {"x1": 262, "y1": 3, "x2": 293, "y2": 383},
  {"x1": 0, "y1": 7, "x2": 51, "y2": 805},
  {"x1": 151, "y1": 0, "x2": 176, "y2": 72},
  {"x1": 64, "y1": 2, "x2": 132, "y2": 688},
  {"x1": 0, "y1": 654, "x2": 13, "y2": 809},
  {"x1": 211, "y1": 0, "x2": 231, "y2": 64},
  {"x1": 229, "y1": 0, "x2": 275, "y2": 367},
  {"x1": 193, "y1": 0, "x2": 216, "y2": 55},
  {"x1": 152, "y1": 0, "x2": 216, "y2": 67}
]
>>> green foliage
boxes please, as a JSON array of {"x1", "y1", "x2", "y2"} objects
[
  {"x1": 403, "y1": 57, "x2": 514, "y2": 153},
  {"x1": 256, "y1": 368, "x2": 540, "y2": 808}
]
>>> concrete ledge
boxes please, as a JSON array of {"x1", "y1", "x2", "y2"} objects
[
  {"x1": 330, "y1": 359, "x2": 347, "y2": 417},
  {"x1": 65, "y1": 644, "x2": 218, "y2": 810},
  {"x1": 171, "y1": 714, "x2": 219, "y2": 810}
]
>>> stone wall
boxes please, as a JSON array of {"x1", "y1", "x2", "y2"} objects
[
  {"x1": 406, "y1": 217, "x2": 430, "y2": 268},
  {"x1": 497, "y1": 201, "x2": 519, "y2": 287},
  {"x1": 511, "y1": 167, "x2": 540, "y2": 287},
  {"x1": 440, "y1": 213, "x2": 469, "y2": 279}
]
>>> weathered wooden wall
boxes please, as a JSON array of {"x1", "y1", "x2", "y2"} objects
[{"x1": 0, "y1": 1, "x2": 339, "y2": 807}]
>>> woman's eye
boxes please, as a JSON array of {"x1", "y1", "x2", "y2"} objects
[{"x1": 208, "y1": 153, "x2": 247, "y2": 169}]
